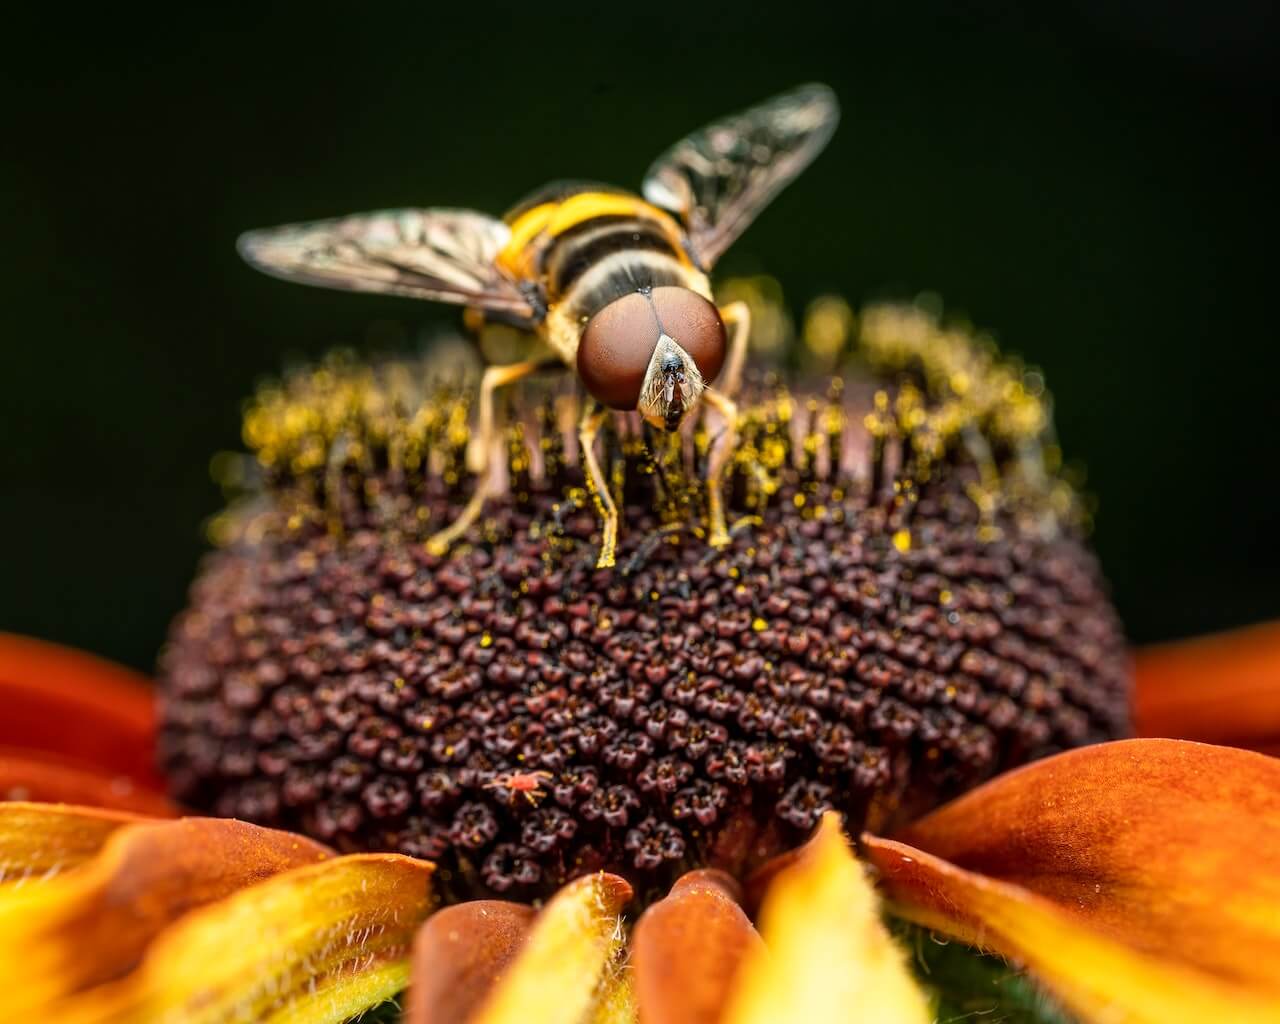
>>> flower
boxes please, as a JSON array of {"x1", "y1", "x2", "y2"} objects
[{"x1": 2, "y1": 291, "x2": 1278, "y2": 1023}]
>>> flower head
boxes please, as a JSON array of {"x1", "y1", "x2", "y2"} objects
[
  {"x1": 158, "y1": 297, "x2": 1127, "y2": 898},
  {"x1": 3, "y1": 288, "x2": 1278, "y2": 1024}
]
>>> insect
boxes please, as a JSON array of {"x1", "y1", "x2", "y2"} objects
[
  {"x1": 485, "y1": 770, "x2": 553, "y2": 806},
  {"x1": 238, "y1": 83, "x2": 840, "y2": 568}
]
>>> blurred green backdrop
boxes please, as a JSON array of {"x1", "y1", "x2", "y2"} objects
[{"x1": 3, "y1": 3, "x2": 1276, "y2": 671}]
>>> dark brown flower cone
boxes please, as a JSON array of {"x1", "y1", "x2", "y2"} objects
[{"x1": 158, "y1": 299, "x2": 1129, "y2": 902}]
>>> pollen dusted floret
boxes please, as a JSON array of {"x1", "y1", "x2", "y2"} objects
[{"x1": 159, "y1": 300, "x2": 1129, "y2": 901}]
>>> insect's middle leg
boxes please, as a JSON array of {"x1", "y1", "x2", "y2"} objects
[
  {"x1": 427, "y1": 358, "x2": 545, "y2": 556},
  {"x1": 468, "y1": 359, "x2": 548, "y2": 474},
  {"x1": 578, "y1": 399, "x2": 619, "y2": 570},
  {"x1": 717, "y1": 300, "x2": 752, "y2": 399},
  {"x1": 701, "y1": 389, "x2": 739, "y2": 549}
]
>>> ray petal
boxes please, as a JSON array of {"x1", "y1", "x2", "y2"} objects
[
  {"x1": 62, "y1": 852, "x2": 433, "y2": 1024},
  {"x1": 724, "y1": 812, "x2": 932, "y2": 1024},
  {"x1": 0, "y1": 752, "x2": 179, "y2": 815},
  {"x1": 0, "y1": 816, "x2": 332, "y2": 1016},
  {"x1": 632, "y1": 869, "x2": 762, "y2": 1024},
  {"x1": 472, "y1": 872, "x2": 634, "y2": 1024},
  {"x1": 0, "y1": 801, "x2": 151, "y2": 889},
  {"x1": 862, "y1": 738, "x2": 1280, "y2": 1020},
  {"x1": 881, "y1": 738, "x2": 1280, "y2": 989},
  {"x1": 1134, "y1": 620, "x2": 1280, "y2": 753},
  {"x1": 864, "y1": 835, "x2": 1280, "y2": 1024},
  {"x1": 407, "y1": 900, "x2": 535, "y2": 1024},
  {"x1": 0, "y1": 633, "x2": 161, "y2": 789}
]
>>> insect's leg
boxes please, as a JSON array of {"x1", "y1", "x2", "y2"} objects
[
  {"x1": 468, "y1": 359, "x2": 546, "y2": 474},
  {"x1": 428, "y1": 359, "x2": 545, "y2": 556},
  {"x1": 578, "y1": 398, "x2": 619, "y2": 569},
  {"x1": 717, "y1": 300, "x2": 752, "y2": 399},
  {"x1": 701, "y1": 389, "x2": 739, "y2": 549}
]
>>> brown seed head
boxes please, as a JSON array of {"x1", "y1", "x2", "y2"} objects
[{"x1": 160, "y1": 297, "x2": 1129, "y2": 902}]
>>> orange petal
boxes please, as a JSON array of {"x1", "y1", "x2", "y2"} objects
[
  {"x1": 0, "y1": 751, "x2": 179, "y2": 815},
  {"x1": 65, "y1": 852, "x2": 433, "y2": 1024},
  {"x1": 407, "y1": 900, "x2": 535, "y2": 1024},
  {"x1": 0, "y1": 815, "x2": 332, "y2": 1016},
  {"x1": 0, "y1": 633, "x2": 162, "y2": 788},
  {"x1": 632, "y1": 869, "x2": 762, "y2": 1024},
  {"x1": 473, "y1": 872, "x2": 633, "y2": 1024},
  {"x1": 882, "y1": 738, "x2": 1280, "y2": 989},
  {"x1": 0, "y1": 801, "x2": 150, "y2": 888},
  {"x1": 1134, "y1": 620, "x2": 1280, "y2": 752},
  {"x1": 724, "y1": 812, "x2": 932, "y2": 1024},
  {"x1": 864, "y1": 836, "x2": 1280, "y2": 1023}
]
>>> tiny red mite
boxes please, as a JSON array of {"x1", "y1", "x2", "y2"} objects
[
  {"x1": 238, "y1": 84, "x2": 839, "y2": 568},
  {"x1": 485, "y1": 770, "x2": 554, "y2": 806}
]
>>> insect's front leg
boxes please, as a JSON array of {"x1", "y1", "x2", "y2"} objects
[
  {"x1": 577, "y1": 399, "x2": 619, "y2": 569},
  {"x1": 717, "y1": 300, "x2": 752, "y2": 399},
  {"x1": 701, "y1": 389, "x2": 739, "y2": 549},
  {"x1": 427, "y1": 358, "x2": 544, "y2": 556}
]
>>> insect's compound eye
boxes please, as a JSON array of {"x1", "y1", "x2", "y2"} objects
[
  {"x1": 650, "y1": 287, "x2": 726, "y2": 383},
  {"x1": 577, "y1": 292, "x2": 659, "y2": 410}
]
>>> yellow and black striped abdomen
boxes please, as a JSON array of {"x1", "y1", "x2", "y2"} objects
[{"x1": 498, "y1": 184, "x2": 709, "y2": 327}]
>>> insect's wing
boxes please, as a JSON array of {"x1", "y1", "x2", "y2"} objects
[
  {"x1": 237, "y1": 208, "x2": 540, "y2": 321},
  {"x1": 642, "y1": 83, "x2": 840, "y2": 269}
]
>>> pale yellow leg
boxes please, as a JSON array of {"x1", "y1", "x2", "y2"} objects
[
  {"x1": 702, "y1": 389, "x2": 739, "y2": 549},
  {"x1": 427, "y1": 359, "x2": 544, "y2": 556},
  {"x1": 467, "y1": 359, "x2": 546, "y2": 474},
  {"x1": 578, "y1": 399, "x2": 619, "y2": 569},
  {"x1": 717, "y1": 300, "x2": 752, "y2": 399}
]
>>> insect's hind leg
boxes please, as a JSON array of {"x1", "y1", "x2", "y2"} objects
[
  {"x1": 717, "y1": 300, "x2": 752, "y2": 399},
  {"x1": 701, "y1": 389, "x2": 738, "y2": 549},
  {"x1": 427, "y1": 358, "x2": 545, "y2": 556},
  {"x1": 578, "y1": 399, "x2": 619, "y2": 569},
  {"x1": 696, "y1": 301, "x2": 751, "y2": 549}
]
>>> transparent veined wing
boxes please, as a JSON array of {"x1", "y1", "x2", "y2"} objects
[
  {"x1": 642, "y1": 84, "x2": 840, "y2": 269},
  {"x1": 237, "y1": 208, "x2": 540, "y2": 321}
]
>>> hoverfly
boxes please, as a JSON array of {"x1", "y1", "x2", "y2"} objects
[{"x1": 238, "y1": 84, "x2": 839, "y2": 568}]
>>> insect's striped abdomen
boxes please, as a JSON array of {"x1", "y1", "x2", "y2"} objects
[{"x1": 502, "y1": 188, "x2": 702, "y2": 303}]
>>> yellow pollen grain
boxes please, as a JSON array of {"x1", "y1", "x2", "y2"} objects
[
  {"x1": 479, "y1": 633, "x2": 493, "y2": 648},
  {"x1": 752, "y1": 618, "x2": 768, "y2": 633},
  {"x1": 893, "y1": 529, "x2": 912, "y2": 553},
  {"x1": 793, "y1": 493, "x2": 806, "y2": 508}
]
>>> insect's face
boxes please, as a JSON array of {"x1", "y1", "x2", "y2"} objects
[{"x1": 576, "y1": 287, "x2": 726, "y2": 431}]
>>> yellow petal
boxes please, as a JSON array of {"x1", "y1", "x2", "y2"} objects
[
  {"x1": 0, "y1": 802, "x2": 148, "y2": 889},
  {"x1": 0, "y1": 816, "x2": 332, "y2": 1017},
  {"x1": 587, "y1": 962, "x2": 638, "y2": 1024},
  {"x1": 864, "y1": 835, "x2": 1280, "y2": 1024},
  {"x1": 723, "y1": 812, "x2": 931, "y2": 1024},
  {"x1": 473, "y1": 872, "x2": 633, "y2": 1024},
  {"x1": 73, "y1": 852, "x2": 434, "y2": 1024}
]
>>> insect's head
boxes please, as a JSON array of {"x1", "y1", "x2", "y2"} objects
[{"x1": 576, "y1": 286, "x2": 726, "y2": 431}]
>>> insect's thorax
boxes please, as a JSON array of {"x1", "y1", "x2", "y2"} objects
[{"x1": 497, "y1": 182, "x2": 713, "y2": 365}]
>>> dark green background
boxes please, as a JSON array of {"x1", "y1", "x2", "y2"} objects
[{"x1": 3, "y1": 4, "x2": 1276, "y2": 672}]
